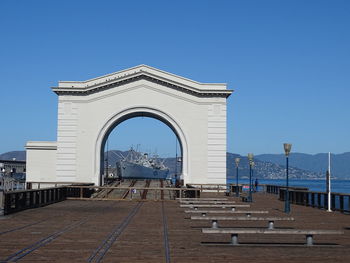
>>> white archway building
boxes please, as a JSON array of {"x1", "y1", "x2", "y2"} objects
[{"x1": 26, "y1": 65, "x2": 233, "y2": 186}]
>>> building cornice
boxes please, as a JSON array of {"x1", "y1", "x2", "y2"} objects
[
  {"x1": 51, "y1": 65, "x2": 233, "y2": 98},
  {"x1": 25, "y1": 141, "x2": 57, "y2": 150}
]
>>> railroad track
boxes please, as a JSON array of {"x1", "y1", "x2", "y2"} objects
[
  {"x1": 121, "y1": 179, "x2": 137, "y2": 199},
  {"x1": 0, "y1": 219, "x2": 48, "y2": 236},
  {"x1": 141, "y1": 179, "x2": 151, "y2": 199},
  {"x1": 0, "y1": 201, "x2": 115, "y2": 262},
  {"x1": 92, "y1": 180, "x2": 121, "y2": 198},
  {"x1": 0, "y1": 200, "x2": 94, "y2": 237},
  {"x1": 162, "y1": 201, "x2": 171, "y2": 263},
  {"x1": 2, "y1": 218, "x2": 89, "y2": 262},
  {"x1": 103, "y1": 180, "x2": 121, "y2": 198},
  {"x1": 87, "y1": 202, "x2": 143, "y2": 263},
  {"x1": 160, "y1": 179, "x2": 164, "y2": 200}
]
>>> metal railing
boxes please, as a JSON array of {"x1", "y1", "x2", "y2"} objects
[
  {"x1": 1, "y1": 187, "x2": 67, "y2": 215},
  {"x1": 1, "y1": 182, "x2": 230, "y2": 215},
  {"x1": 26, "y1": 181, "x2": 93, "y2": 189},
  {"x1": 279, "y1": 188, "x2": 350, "y2": 213},
  {"x1": 264, "y1": 184, "x2": 309, "y2": 195},
  {"x1": 65, "y1": 185, "x2": 203, "y2": 201}
]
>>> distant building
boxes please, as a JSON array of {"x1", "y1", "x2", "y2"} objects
[{"x1": 0, "y1": 159, "x2": 26, "y2": 176}]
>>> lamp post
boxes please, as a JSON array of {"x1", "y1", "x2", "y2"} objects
[
  {"x1": 284, "y1": 143, "x2": 292, "y2": 213},
  {"x1": 247, "y1": 153, "x2": 254, "y2": 202},
  {"x1": 235, "y1": 158, "x2": 240, "y2": 197},
  {"x1": 251, "y1": 161, "x2": 255, "y2": 192},
  {"x1": 0, "y1": 163, "x2": 4, "y2": 176}
]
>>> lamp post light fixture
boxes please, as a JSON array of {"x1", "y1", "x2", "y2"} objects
[
  {"x1": 284, "y1": 143, "x2": 292, "y2": 213},
  {"x1": 247, "y1": 153, "x2": 254, "y2": 202},
  {"x1": 235, "y1": 157, "x2": 240, "y2": 197}
]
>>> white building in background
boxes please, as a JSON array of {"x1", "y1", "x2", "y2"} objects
[{"x1": 26, "y1": 65, "x2": 233, "y2": 186}]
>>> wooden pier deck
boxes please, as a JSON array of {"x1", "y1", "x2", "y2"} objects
[{"x1": 0, "y1": 192, "x2": 349, "y2": 262}]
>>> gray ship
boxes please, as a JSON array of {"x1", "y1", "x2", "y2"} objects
[{"x1": 117, "y1": 148, "x2": 169, "y2": 179}]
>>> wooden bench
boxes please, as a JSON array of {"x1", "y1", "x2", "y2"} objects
[
  {"x1": 180, "y1": 201, "x2": 236, "y2": 205},
  {"x1": 202, "y1": 228, "x2": 344, "y2": 246},
  {"x1": 180, "y1": 204, "x2": 250, "y2": 211},
  {"x1": 191, "y1": 216, "x2": 294, "y2": 229},
  {"x1": 176, "y1": 198, "x2": 228, "y2": 201},
  {"x1": 184, "y1": 210, "x2": 268, "y2": 217}
]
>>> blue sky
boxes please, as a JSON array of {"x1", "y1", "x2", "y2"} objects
[{"x1": 0, "y1": 0, "x2": 349, "y2": 156}]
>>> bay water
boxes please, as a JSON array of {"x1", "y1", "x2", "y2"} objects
[{"x1": 227, "y1": 178, "x2": 350, "y2": 194}]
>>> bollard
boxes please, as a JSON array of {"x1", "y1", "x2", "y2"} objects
[
  {"x1": 201, "y1": 212, "x2": 206, "y2": 217},
  {"x1": 231, "y1": 207, "x2": 236, "y2": 212},
  {"x1": 246, "y1": 213, "x2": 251, "y2": 218},
  {"x1": 212, "y1": 220, "x2": 218, "y2": 228},
  {"x1": 306, "y1": 234, "x2": 314, "y2": 246},
  {"x1": 231, "y1": 234, "x2": 239, "y2": 245},
  {"x1": 268, "y1": 221, "x2": 274, "y2": 230}
]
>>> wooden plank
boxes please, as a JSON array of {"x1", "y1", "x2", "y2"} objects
[{"x1": 0, "y1": 192, "x2": 349, "y2": 261}]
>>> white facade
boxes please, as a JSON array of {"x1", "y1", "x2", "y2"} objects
[
  {"x1": 25, "y1": 141, "x2": 57, "y2": 183},
  {"x1": 26, "y1": 65, "x2": 232, "y2": 186}
]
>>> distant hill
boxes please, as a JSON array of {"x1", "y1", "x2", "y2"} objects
[
  {"x1": 86, "y1": 150, "x2": 324, "y2": 180},
  {"x1": 255, "y1": 152, "x2": 350, "y2": 179},
  {"x1": 1, "y1": 150, "x2": 348, "y2": 179},
  {"x1": 0, "y1": 151, "x2": 26, "y2": 161},
  {"x1": 226, "y1": 153, "x2": 322, "y2": 180}
]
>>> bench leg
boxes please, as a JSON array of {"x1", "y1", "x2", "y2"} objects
[
  {"x1": 231, "y1": 207, "x2": 236, "y2": 212},
  {"x1": 231, "y1": 234, "x2": 239, "y2": 245},
  {"x1": 306, "y1": 235, "x2": 314, "y2": 246},
  {"x1": 212, "y1": 220, "x2": 218, "y2": 228},
  {"x1": 268, "y1": 221, "x2": 274, "y2": 230}
]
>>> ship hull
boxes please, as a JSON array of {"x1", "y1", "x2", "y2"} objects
[{"x1": 119, "y1": 160, "x2": 169, "y2": 179}]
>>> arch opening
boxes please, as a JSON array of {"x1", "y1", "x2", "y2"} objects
[{"x1": 95, "y1": 107, "x2": 188, "y2": 186}]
